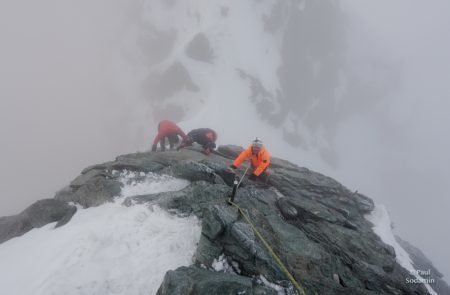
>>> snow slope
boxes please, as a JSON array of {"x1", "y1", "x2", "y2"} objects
[{"x1": 0, "y1": 172, "x2": 201, "y2": 295}]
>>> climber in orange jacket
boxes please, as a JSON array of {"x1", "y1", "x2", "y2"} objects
[
  {"x1": 230, "y1": 137, "x2": 271, "y2": 181},
  {"x1": 152, "y1": 120, "x2": 187, "y2": 152}
]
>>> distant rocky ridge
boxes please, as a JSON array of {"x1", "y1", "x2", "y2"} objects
[{"x1": 0, "y1": 145, "x2": 447, "y2": 294}]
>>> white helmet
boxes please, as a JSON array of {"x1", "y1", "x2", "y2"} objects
[{"x1": 252, "y1": 137, "x2": 263, "y2": 149}]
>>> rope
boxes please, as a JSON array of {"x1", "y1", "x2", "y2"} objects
[{"x1": 228, "y1": 199, "x2": 307, "y2": 295}]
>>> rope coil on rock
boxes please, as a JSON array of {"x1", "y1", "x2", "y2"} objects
[{"x1": 228, "y1": 199, "x2": 307, "y2": 295}]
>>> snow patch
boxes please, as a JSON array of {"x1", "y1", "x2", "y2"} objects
[
  {"x1": 259, "y1": 275, "x2": 283, "y2": 293},
  {"x1": 212, "y1": 254, "x2": 241, "y2": 274},
  {"x1": 257, "y1": 275, "x2": 292, "y2": 295},
  {"x1": 0, "y1": 174, "x2": 200, "y2": 295},
  {"x1": 118, "y1": 170, "x2": 190, "y2": 197}
]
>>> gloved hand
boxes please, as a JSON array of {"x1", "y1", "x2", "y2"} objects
[
  {"x1": 230, "y1": 164, "x2": 237, "y2": 170},
  {"x1": 151, "y1": 144, "x2": 157, "y2": 152},
  {"x1": 248, "y1": 173, "x2": 257, "y2": 181}
]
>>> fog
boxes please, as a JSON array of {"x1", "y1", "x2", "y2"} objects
[
  {"x1": 0, "y1": 0, "x2": 449, "y2": 282},
  {"x1": 337, "y1": 0, "x2": 450, "y2": 280},
  {"x1": 0, "y1": 0, "x2": 148, "y2": 214}
]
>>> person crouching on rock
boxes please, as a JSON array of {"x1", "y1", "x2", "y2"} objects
[
  {"x1": 151, "y1": 120, "x2": 187, "y2": 152},
  {"x1": 177, "y1": 128, "x2": 217, "y2": 155},
  {"x1": 230, "y1": 137, "x2": 271, "y2": 182}
]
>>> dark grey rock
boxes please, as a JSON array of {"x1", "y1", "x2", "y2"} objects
[
  {"x1": 70, "y1": 169, "x2": 109, "y2": 189},
  {"x1": 2, "y1": 144, "x2": 439, "y2": 294},
  {"x1": 202, "y1": 205, "x2": 237, "y2": 240},
  {"x1": 0, "y1": 199, "x2": 76, "y2": 244},
  {"x1": 218, "y1": 145, "x2": 244, "y2": 159},
  {"x1": 55, "y1": 176, "x2": 122, "y2": 208},
  {"x1": 81, "y1": 152, "x2": 167, "y2": 175},
  {"x1": 160, "y1": 160, "x2": 226, "y2": 185},
  {"x1": 156, "y1": 266, "x2": 277, "y2": 295},
  {"x1": 185, "y1": 33, "x2": 214, "y2": 63},
  {"x1": 124, "y1": 181, "x2": 230, "y2": 218}
]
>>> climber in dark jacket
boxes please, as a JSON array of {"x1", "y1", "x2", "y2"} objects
[
  {"x1": 152, "y1": 120, "x2": 187, "y2": 152},
  {"x1": 177, "y1": 128, "x2": 217, "y2": 155}
]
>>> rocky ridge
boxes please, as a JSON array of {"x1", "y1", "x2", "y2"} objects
[{"x1": 0, "y1": 145, "x2": 445, "y2": 294}]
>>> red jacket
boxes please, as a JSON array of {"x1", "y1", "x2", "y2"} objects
[
  {"x1": 233, "y1": 145, "x2": 270, "y2": 176},
  {"x1": 152, "y1": 120, "x2": 186, "y2": 145}
]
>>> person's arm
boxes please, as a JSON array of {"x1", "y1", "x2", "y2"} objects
[
  {"x1": 176, "y1": 127, "x2": 187, "y2": 141},
  {"x1": 202, "y1": 141, "x2": 216, "y2": 155},
  {"x1": 253, "y1": 153, "x2": 270, "y2": 176},
  {"x1": 153, "y1": 131, "x2": 165, "y2": 146},
  {"x1": 152, "y1": 133, "x2": 164, "y2": 151},
  {"x1": 177, "y1": 136, "x2": 193, "y2": 150},
  {"x1": 232, "y1": 147, "x2": 251, "y2": 168}
]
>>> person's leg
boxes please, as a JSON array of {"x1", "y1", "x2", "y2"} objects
[
  {"x1": 259, "y1": 169, "x2": 271, "y2": 184},
  {"x1": 168, "y1": 134, "x2": 179, "y2": 149},
  {"x1": 249, "y1": 169, "x2": 271, "y2": 183},
  {"x1": 159, "y1": 137, "x2": 166, "y2": 151}
]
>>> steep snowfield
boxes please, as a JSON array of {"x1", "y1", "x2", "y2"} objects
[
  {"x1": 366, "y1": 205, "x2": 437, "y2": 295},
  {"x1": 0, "y1": 172, "x2": 201, "y2": 295}
]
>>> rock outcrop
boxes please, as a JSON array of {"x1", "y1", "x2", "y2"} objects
[
  {"x1": 0, "y1": 199, "x2": 76, "y2": 243},
  {"x1": 0, "y1": 145, "x2": 443, "y2": 294}
]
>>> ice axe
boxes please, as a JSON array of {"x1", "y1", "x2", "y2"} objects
[{"x1": 228, "y1": 165, "x2": 250, "y2": 204}]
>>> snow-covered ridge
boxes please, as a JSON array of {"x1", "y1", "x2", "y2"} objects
[
  {"x1": 366, "y1": 205, "x2": 437, "y2": 295},
  {"x1": 0, "y1": 172, "x2": 200, "y2": 295}
]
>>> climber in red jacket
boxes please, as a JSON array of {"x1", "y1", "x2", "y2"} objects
[
  {"x1": 230, "y1": 137, "x2": 271, "y2": 181},
  {"x1": 152, "y1": 120, "x2": 187, "y2": 152}
]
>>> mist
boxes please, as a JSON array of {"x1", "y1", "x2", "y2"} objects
[
  {"x1": 0, "y1": 0, "x2": 149, "y2": 215},
  {"x1": 0, "y1": 0, "x2": 449, "y2": 283}
]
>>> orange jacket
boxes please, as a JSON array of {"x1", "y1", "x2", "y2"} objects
[{"x1": 233, "y1": 145, "x2": 270, "y2": 176}]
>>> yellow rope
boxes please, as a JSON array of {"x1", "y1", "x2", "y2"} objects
[{"x1": 228, "y1": 199, "x2": 307, "y2": 295}]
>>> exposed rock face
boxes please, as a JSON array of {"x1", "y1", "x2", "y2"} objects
[
  {"x1": 185, "y1": 33, "x2": 214, "y2": 63},
  {"x1": 57, "y1": 145, "x2": 432, "y2": 294},
  {"x1": 0, "y1": 145, "x2": 441, "y2": 294},
  {"x1": 0, "y1": 199, "x2": 76, "y2": 243},
  {"x1": 55, "y1": 172, "x2": 122, "y2": 208},
  {"x1": 157, "y1": 266, "x2": 277, "y2": 295}
]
